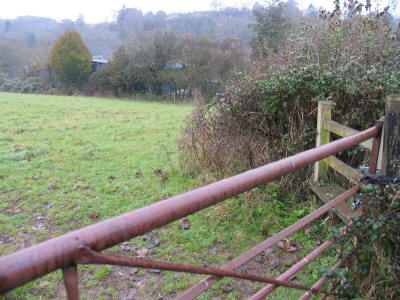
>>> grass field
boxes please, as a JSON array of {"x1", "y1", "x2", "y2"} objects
[{"x1": 0, "y1": 92, "x2": 336, "y2": 299}]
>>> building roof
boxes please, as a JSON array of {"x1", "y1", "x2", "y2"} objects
[{"x1": 92, "y1": 56, "x2": 108, "y2": 64}]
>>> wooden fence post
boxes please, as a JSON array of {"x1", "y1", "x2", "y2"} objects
[
  {"x1": 382, "y1": 95, "x2": 400, "y2": 177},
  {"x1": 314, "y1": 101, "x2": 332, "y2": 183}
]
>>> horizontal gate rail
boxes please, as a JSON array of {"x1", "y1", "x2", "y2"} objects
[{"x1": 0, "y1": 122, "x2": 382, "y2": 298}]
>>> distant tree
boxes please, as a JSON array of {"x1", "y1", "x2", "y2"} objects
[
  {"x1": 48, "y1": 30, "x2": 92, "y2": 86},
  {"x1": 108, "y1": 46, "x2": 136, "y2": 96},
  {"x1": 249, "y1": 0, "x2": 291, "y2": 56},
  {"x1": 116, "y1": 7, "x2": 144, "y2": 37},
  {"x1": 0, "y1": 40, "x2": 31, "y2": 77},
  {"x1": 215, "y1": 37, "x2": 247, "y2": 81}
]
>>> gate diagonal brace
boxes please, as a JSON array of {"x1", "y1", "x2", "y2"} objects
[{"x1": 75, "y1": 245, "x2": 330, "y2": 296}]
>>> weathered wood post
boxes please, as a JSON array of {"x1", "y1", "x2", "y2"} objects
[
  {"x1": 314, "y1": 101, "x2": 332, "y2": 182},
  {"x1": 382, "y1": 95, "x2": 400, "y2": 177}
]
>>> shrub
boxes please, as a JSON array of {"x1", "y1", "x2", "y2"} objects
[
  {"x1": 0, "y1": 77, "x2": 55, "y2": 94},
  {"x1": 329, "y1": 182, "x2": 400, "y2": 299},
  {"x1": 84, "y1": 67, "x2": 112, "y2": 96},
  {"x1": 48, "y1": 30, "x2": 92, "y2": 87}
]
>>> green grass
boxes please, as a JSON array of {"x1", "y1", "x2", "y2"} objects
[
  {"x1": 0, "y1": 92, "x2": 195, "y2": 232},
  {"x1": 0, "y1": 92, "x2": 335, "y2": 299}
]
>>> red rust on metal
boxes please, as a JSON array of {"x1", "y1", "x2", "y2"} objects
[
  {"x1": 62, "y1": 265, "x2": 79, "y2": 300},
  {"x1": 0, "y1": 123, "x2": 381, "y2": 295},
  {"x1": 177, "y1": 183, "x2": 362, "y2": 299},
  {"x1": 76, "y1": 246, "x2": 328, "y2": 295}
]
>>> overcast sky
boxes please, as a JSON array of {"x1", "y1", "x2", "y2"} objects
[{"x1": 0, "y1": 0, "x2": 397, "y2": 24}]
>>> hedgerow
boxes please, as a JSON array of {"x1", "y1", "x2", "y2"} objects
[{"x1": 180, "y1": 1, "x2": 400, "y2": 190}]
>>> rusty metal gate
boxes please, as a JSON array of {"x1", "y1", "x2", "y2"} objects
[{"x1": 0, "y1": 120, "x2": 383, "y2": 299}]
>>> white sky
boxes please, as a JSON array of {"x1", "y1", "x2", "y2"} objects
[
  {"x1": 0, "y1": 0, "x2": 397, "y2": 24},
  {"x1": 0, "y1": 0, "x2": 333, "y2": 23}
]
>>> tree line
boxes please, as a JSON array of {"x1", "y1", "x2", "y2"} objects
[{"x1": 0, "y1": 6, "x2": 254, "y2": 81}]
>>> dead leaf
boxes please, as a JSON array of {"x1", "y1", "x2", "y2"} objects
[
  {"x1": 152, "y1": 168, "x2": 168, "y2": 181},
  {"x1": 277, "y1": 239, "x2": 298, "y2": 253},
  {"x1": 89, "y1": 212, "x2": 99, "y2": 219},
  {"x1": 277, "y1": 241, "x2": 285, "y2": 249},
  {"x1": 179, "y1": 219, "x2": 191, "y2": 229},
  {"x1": 152, "y1": 168, "x2": 165, "y2": 175},
  {"x1": 135, "y1": 169, "x2": 143, "y2": 177},
  {"x1": 72, "y1": 185, "x2": 79, "y2": 189},
  {"x1": 136, "y1": 248, "x2": 148, "y2": 258},
  {"x1": 39, "y1": 281, "x2": 50, "y2": 287}
]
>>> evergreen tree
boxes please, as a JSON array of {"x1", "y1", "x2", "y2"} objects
[{"x1": 48, "y1": 30, "x2": 92, "y2": 86}]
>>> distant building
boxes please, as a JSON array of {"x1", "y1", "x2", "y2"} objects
[
  {"x1": 166, "y1": 61, "x2": 183, "y2": 69},
  {"x1": 91, "y1": 56, "x2": 108, "y2": 72}
]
